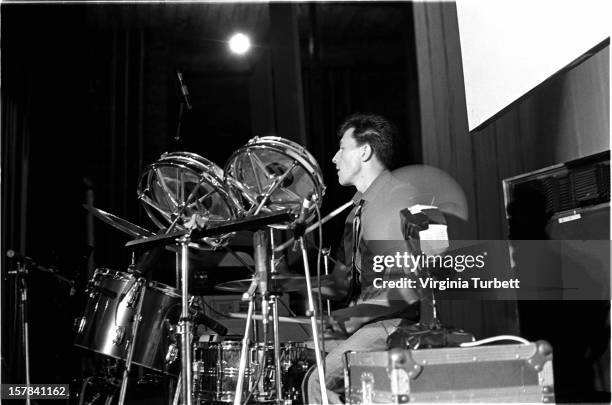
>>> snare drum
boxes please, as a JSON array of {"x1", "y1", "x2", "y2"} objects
[
  {"x1": 192, "y1": 338, "x2": 314, "y2": 404},
  {"x1": 74, "y1": 268, "x2": 181, "y2": 374},
  {"x1": 224, "y1": 136, "x2": 325, "y2": 226},
  {"x1": 137, "y1": 151, "x2": 243, "y2": 246},
  {"x1": 193, "y1": 336, "x2": 252, "y2": 403}
]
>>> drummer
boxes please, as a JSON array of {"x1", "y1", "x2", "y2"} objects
[{"x1": 305, "y1": 113, "x2": 422, "y2": 404}]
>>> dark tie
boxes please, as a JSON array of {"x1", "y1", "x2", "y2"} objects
[{"x1": 351, "y1": 200, "x2": 364, "y2": 283}]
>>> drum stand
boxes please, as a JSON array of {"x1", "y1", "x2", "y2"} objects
[
  {"x1": 168, "y1": 236, "x2": 196, "y2": 405},
  {"x1": 294, "y1": 229, "x2": 329, "y2": 405},
  {"x1": 233, "y1": 229, "x2": 295, "y2": 405},
  {"x1": 232, "y1": 225, "x2": 329, "y2": 405},
  {"x1": 233, "y1": 230, "x2": 269, "y2": 405},
  {"x1": 117, "y1": 278, "x2": 147, "y2": 405},
  {"x1": 178, "y1": 237, "x2": 194, "y2": 405}
]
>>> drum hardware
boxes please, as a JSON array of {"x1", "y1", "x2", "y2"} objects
[
  {"x1": 233, "y1": 230, "x2": 267, "y2": 405},
  {"x1": 221, "y1": 136, "x2": 328, "y2": 404},
  {"x1": 137, "y1": 152, "x2": 244, "y2": 249},
  {"x1": 228, "y1": 201, "x2": 329, "y2": 405},
  {"x1": 124, "y1": 211, "x2": 293, "y2": 405},
  {"x1": 226, "y1": 313, "x2": 312, "y2": 325},
  {"x1": 274, "y1": 200, "x2": 353, "y2": 252},
  {"x1": 293, "y1": 199, "x2": 329, "y2": 405},
  {"x1": 125, "y1": 210, "x2": 294, "y2": 251},
  {"x1": 117, "y1": 278, "x2": 146, "y2": 405},
  {"x1": 321, "y1": 248, "x2": 332, "y2": 319},
  {"x1": 215, "y1": 274, "x2": 335, "y2": 294},
  {"x1": 110, "y1": 137, "x2": 328, "y2": 404},
  {"x1": 224, "y1": 136, "x2": 326, "y2": 228}
]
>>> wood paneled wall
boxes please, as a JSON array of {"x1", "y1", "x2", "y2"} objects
[{"x1": 412, "y1": 1, "x2": 609, "y2": 338}]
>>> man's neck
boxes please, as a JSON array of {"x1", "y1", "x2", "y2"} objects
[{"x1": 354, "y1": 167, "x2": 385, "y2": 193}]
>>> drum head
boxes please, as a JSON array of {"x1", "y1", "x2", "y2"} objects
[
  {"x1": 224, "y1": 137, "x2": 325, "y2": 224},
  {"x1": 137, "y1": 152, "x2": 242, "y2": 246}
]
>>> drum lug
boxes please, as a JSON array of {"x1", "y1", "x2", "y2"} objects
[
  {"x1": 113, "y1": 326, "x2": 126, "y2": 346},
  {"x1": 74, "y1": 316, "x2": 87, "y2": 334},
  {"x1": 165, "y1": 343, "x2": 179, "y2": 365}
]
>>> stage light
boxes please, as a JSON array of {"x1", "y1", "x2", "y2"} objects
[{"x1": 228, "y1": 33, "x2": 251, "y2": 55}]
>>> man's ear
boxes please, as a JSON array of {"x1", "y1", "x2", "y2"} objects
[{"x1": 361, "y1": 144, "x2": 374, "y2": 162}]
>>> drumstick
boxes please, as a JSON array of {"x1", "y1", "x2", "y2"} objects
[
  {"x1": 274, "y1": 201, "x2": 353, "y2": 252},
  {"x1": 228, "y1": 312, "x2": 312, "y2": 325}
]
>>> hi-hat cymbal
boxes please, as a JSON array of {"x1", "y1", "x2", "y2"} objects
[
  {"x1": 83, "y1": 204, "x2": 155, "y2": 238},
  {"x1": 215, "y1": 274, "x2": 334, "y2": 293}
]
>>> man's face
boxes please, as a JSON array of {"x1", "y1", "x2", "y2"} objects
[{"x1": 332, "y1": 128, "x2": 363, "y2": 186}]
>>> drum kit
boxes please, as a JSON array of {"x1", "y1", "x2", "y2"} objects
[{"x1": 73, "y1": 136, "x2": 340, "y2": 405}]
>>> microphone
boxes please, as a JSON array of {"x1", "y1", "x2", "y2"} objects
[
  {"x1": 297, "y1": 196, "x2": 314, "y2": 223},
  {"x1": 176, "y1": 70, "x2": 193, "y2": 110},
  {"x1": 7, "y1": 250, "x2": 76, "y2": 292},
  {"x1": 6, "y1": 249, "x2": 36, "y2": 264},
  {"x1": 293, "y1": 196, "x2": 314, "y2": 239}
]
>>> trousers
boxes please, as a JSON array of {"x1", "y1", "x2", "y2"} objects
[{"x1": 304, "y1": 318, "x2": 402, "y2": 404}]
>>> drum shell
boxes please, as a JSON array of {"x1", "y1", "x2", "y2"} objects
[{"x1": 74, "y1": 269, "x2": 180, "y2": 374}]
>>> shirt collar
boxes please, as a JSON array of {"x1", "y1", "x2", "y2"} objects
[{"x1": 351, "y1": 170, "x2": 391, "y2": 204}]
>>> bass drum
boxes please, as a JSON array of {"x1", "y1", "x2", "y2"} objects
[
  {"x1": 224, "y1": 136, "x2": 325, "y2": 227},
  {"x1": 137, "y1": 151, "x2": 243, "y2": 247},
  {"x1": 74, "y1": 268, "x2": 180, "y2": 374}
]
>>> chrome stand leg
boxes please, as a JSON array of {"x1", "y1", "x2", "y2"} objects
[
  {"x1": 179, "y1": 240, "x2": 193, "y2": 405},
  {"x1": 271, "y1": 295, "x2": 283, "y2": 402},
  {"x1": 298, "y1": 236, "x2": 329, "y2": 405},
  {"x1": 118, "y1": 279, "x2": 146, "y2": 405},
  {"x1": 233, "y1": 299, "x2": 255, "y2": 405}
]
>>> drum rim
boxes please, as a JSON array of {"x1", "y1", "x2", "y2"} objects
[
  {"x1": 224, "y1": 137, "x2": 326, "y2": 213},
  {"x1": 74, "y1": 343, "x2": 171, "y2": 375},
  {"x1": 225, "y1": 137, "x2": 325, "y2": 193},
  {"x1": 93, "y1": 268, "x2": 135, "y2": 281},
  {"x1": 137, "y1": 152, "x2": 243, "y2": 234}
]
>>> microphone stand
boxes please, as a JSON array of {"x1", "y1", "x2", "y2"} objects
[
  {"x1": 6, "y1": 250, "x2": 76, "y2": 405},
  {"x1": 173, "y1": 69, "x2": 192, "y2": 150},
  {"x1": 12, "y1": 262, "x2": 31, "y2": 405}
]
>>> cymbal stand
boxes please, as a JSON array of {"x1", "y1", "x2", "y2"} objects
[
  {"x1": 321, "y1": 248, "x2": 332, "y2": 318},
  {"x1": 117, "y1": 278, "x2": 146, "y2": 405},
  {"x1": 295, "y1": 232, "x2": 329, "y2": 405},
  {"x1": 269, "y1": 228, "x2": 283, "y2": 402},
  {"x1": 233, "y1": 230, "x2": 267, "y2": 405},
  {"x1": 168, "y1": 234, "x2": 196, "y2": 405},
  {"x1": 178, "y1": 236, "x2": 193, "y2": 405}
]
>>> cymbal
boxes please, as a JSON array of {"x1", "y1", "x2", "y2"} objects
[
  {"x1": 83, "y1": 205, "x2": 155, "y2": 238},
  {"x1": 215, "y1": 274, "x2": 334, "y2": 293}
]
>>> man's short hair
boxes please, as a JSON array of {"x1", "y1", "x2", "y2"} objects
[{"x1": 338, "y1": 113, "x2": 399, "y2": 170}]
